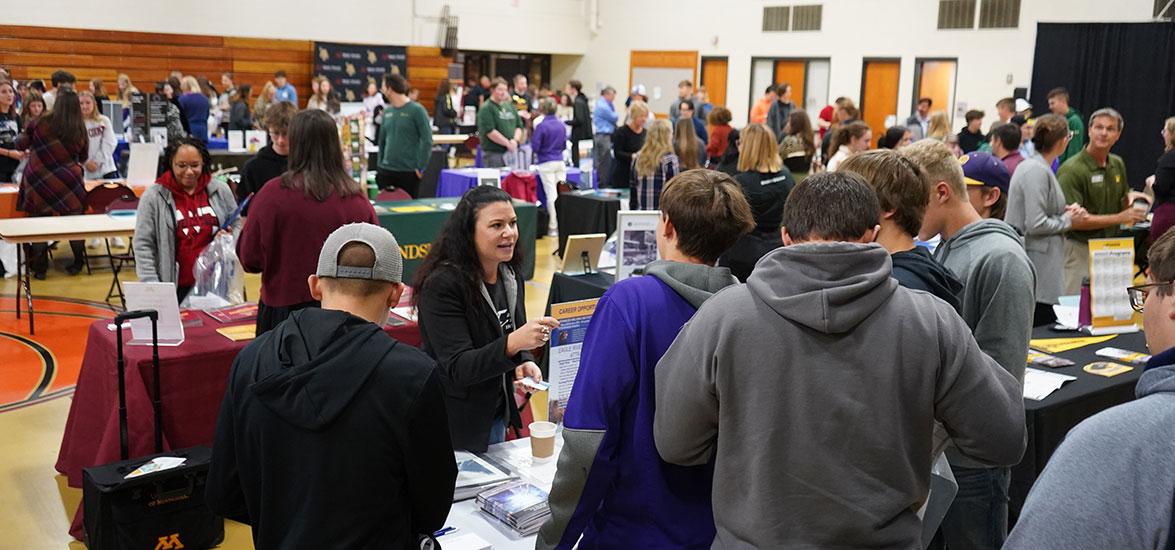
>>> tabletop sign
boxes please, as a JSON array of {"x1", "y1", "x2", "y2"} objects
[
  {"x1": 122, "y1": 282, "x2": 185, "y2": 346},
  {"x1": 1087, "y1": 238, "x2": 1137, "y2": 331},
  {"x1": 547, "y1": 298, "x2": 598, "y2": 424}
]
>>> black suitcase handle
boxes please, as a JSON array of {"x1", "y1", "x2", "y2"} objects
[{"x1": 114, "y1": 309, "x2": 161, "y2": 461}]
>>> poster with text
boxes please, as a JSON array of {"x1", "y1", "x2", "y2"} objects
[
  {"x1": 1088, "y1": 237, "x2": 1136, "y2": 329},
  {"x1": 616, "y1": 210, "x2": 661, "y2": 281},
  {"x1": 547, "y1": 298, "x2": 599, "y2": 424},
  {"x1": 314, "y1": 42, "x2": 408, "y2": 103}
]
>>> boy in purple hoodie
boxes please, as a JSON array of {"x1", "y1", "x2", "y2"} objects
[
  {"x1": 537, "y1": 169, "x2": 754, "y2": 549},
  {"x1": 531, "y1": 97, "x2": 568, "y2": 236}
]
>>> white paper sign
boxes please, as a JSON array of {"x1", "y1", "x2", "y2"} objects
[
  {"x1": 615, "y1": 210, "x2": 661, "y2": 281},
  {"x1": 227, "y1": 130, "x2": 245, "y2": 151},
  {"x1": 1023, "y1": 368, "x2": 1077, "y2": 401},
  {"x1": 123, "y1": 282, "x2": 185, "y2": 346},
  {"x1": 126, "y1": 142, "x2": 161, "y2": 187}
]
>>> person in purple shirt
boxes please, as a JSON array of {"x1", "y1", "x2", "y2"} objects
[
  {"x1": 990, "y1": 121, "x2": 1026, "y2": 176},
  {"x1": 531, "y1": 98, "x2": 568, "y2": 236},
  {"x1": 537, "y1": 169, "x2": 754, "y2": 550}
]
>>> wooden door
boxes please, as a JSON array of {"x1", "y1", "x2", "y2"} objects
[
  {"x1": 916, "y1": 60, "x2": 957, "y2": 125},
  {"x1": 861, "y1": 60, "x2": 900, "y2": 147},
  {"x1": 773, "y1": 60, "x2": 806, "y2": 112},
  {"x1": 701, "y1": 57, "x2": 728, "y2": 108}
]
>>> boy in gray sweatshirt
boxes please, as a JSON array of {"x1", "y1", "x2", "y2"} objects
[
  {"x1": 654, "y1": 172, "x2": 1026, "y2": 549},
  {"x1": 905, "y1": 139, "x2": 1036, "y2": 549}
]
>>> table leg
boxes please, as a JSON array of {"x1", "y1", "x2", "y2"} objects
[
  {"x1": 14, "y1": 243, "x2": 20, "y2": 320},
  {"x1": 21, "y1": 244, "x2": 34, "y2": 335}
]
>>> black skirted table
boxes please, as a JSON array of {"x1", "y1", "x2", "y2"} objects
[{"x1": 555, "y1": 191, "x2": 623, "y2": 256}]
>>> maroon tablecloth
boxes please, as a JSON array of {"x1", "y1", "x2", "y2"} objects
[{"x1": 55, "y1": 309, "x2": 420, "y2": 539}]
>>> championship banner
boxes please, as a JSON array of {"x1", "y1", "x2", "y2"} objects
[{"x1": 313, "y1": 42, "x2": 408, "y2": 103}]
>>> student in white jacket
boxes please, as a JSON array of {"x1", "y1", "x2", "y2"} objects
[{"x1": 79, "y1": 91, "x2": 118, "y2": 179}]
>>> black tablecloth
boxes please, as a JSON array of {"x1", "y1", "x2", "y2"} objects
[
  {"x1": 556, "y1": 192, "x2": 622, "y2": 256},
  {"x1": 1009, "y1": 327, "x2": 1147, "y2": 520}
]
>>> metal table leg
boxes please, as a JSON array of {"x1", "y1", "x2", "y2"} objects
[{"x1": 16, "y1": 243, "x2": 34, "y2": 335}]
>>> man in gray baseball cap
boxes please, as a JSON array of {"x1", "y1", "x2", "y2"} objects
[{"x1": 207, "y1": 223, "x2": 457, "y2": 549}]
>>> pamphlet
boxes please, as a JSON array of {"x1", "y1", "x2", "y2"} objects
[
  {"x1": 1094, "y1": 347, "x2": 1151, "y2": 365},
  {"x1": 1082, "y1": 361, "x2": 1134, "y2": 378},
  {"x1": 125, "y1": 456, "x2": 186, "y2": 479},
  {"x1": 547, "y1": 298, "x2": 599, "y2": 423},
  {"x1": 1028, "y1": 335, "x2": 1117, "y2": 354},
  {"x1": 1023, "y1": 368, "x2": 1077, "y2": 401},
  {"x1": 205, "y1": 302, "x2": 259, "y2": 324},
  {"x1": 216, "y1": 325, "x2": 256, "y2": 342},
  {"x1": 1027, "y1": 350, "x2": 1075, "y2": 368},
  {"x1": 476, "y1": 481, "x2": 551, "y2": 535},
  {"x1": 454, "y1": 451, "x2": 515, "y2": 501}
]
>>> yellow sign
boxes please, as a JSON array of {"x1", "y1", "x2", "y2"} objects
[
  {"x1": 216, "y1": 325, "x2": 256, "y2": 342},
  {"x1": 390, "y1": 205, "x2": 436, "y2": 213},
  {"x1": 399, "y1": 243, "x2": 432, "y2": 260},
  {"x1": 1028, "y1": 335, "x2": 1117, "y2": 353},
  {"x1": 155, "y1": 533, "x2": 184, "y2": 550},
  {"x1": 1087, "y1": 238, "x2": 1137, "y2": 330}
]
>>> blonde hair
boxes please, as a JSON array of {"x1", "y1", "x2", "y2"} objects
[
  {"x1": 77, "y1": 90, "x2": 102, "y2": 121},
  {"x1": 1165, "y1": 116, "x2": 1175, "y2": 152},
  {"x1": 901, "y1": 139, "x2": 966, "y2": 198},
  {"x1": 181, "y1": 76, "x2": 200, "y2": 94},
  {"x1": 116, "y1": 74, "x2": 136, "y2": 104},
  {"x1": 927, "y1": 111, "x2": 951, "y2": 140},
  {"x1": 626, "y1": 101, "x2": 648, "y2": 124},
  {"x1": 674, "y1": 120, "x2": 701, "y2": 170},
  {"x1": 635, "y1": 120, "x2": 674, "y2": 177},
  {"x1": 737, "y1": 124, "x2": 783, "y2": 173}
]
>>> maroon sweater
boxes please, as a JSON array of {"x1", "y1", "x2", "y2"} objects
[{"x1": 237, "y1": 177, "x2": 379, "y2": 307}]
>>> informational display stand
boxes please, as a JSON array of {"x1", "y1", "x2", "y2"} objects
[
  {"x1": 1087, "y1": 237, "x2": 1138, "y2": 334},
  {"x1": 560, "y1": 234, "x2": 606, "y2": 275},
  {"x1": 547, "y1": 298, "x2": 599, "y2": 423},
  {"x1": 615, "y1": 210, "x2": 661, "y2": 281}
]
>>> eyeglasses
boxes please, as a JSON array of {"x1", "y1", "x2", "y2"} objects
[
  {"x1": 1127, "y1": 281, "x2": 1173, "y2": 312},
  {"x1": 173, "y1": 162, "x2": 203, "y2": 171}
]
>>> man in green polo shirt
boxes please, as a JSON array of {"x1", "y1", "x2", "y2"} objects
[
  {"x1": 477, "y1": 77, "x2": 522, "y2": 168},
  {"x1": 1058, "y1": 107, "x2": 1150, "y2": 294},
  {"x1": 1048, "y1": 87, "x2": 1085, "y2": 166}
]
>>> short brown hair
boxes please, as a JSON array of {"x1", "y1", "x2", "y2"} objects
[
  {"x1": 708, "y1": 106, "x2": 732, "y2": 126},
  {"x1": 384, "y1": 73, "x2": 409, "y2": 95},
  {"x1": 1032, "y1": 114, "x2": 1070, "y2": 154},
  {"x1": 264, "y1": 100, "x2": 297, "y2": 132},
  {"x1": 1047, "y1": 87, "x2": 1069, "y2": 101},
  {"x1": 320, "y1": 242, "x2": 395, "y2": 297},
  {"x1": 782, "y1": 171, "x2": 881, "y2": 243},
  {"x1": 901, "y1": 139, "x2": 966, "y2": 199},
  {"x1": 838, "y1": 150, "x2": 930, "y2": 238},
  {"x1": 659, "y1": 169, "x2": 754, "y2": 264},
  {"x1": 996, "y1": 97, "x2": 1015, "y2": 110},
  {"x1": 491, "y1": 77, "x2": 509, "y2": 90},
  {"x1": 1089, "y1": 107, "x2": 1124, "y2": 131},
  {"x1": 1150, "y1": 230, "x2": 1175, "y2": 295},
  {"x1": 678, "y1": 80, "x2": 693, "y2": 88},
  {"x1": 965, "y1": 109, "x2": 985, "y2": 123}
]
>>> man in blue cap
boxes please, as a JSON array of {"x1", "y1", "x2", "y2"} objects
[{"x1": 962, "y1": 151, "x2": 1012, "y2": 220}]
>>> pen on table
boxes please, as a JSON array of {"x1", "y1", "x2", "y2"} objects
[{"x1": 433, "y1": 526, "x2": 459, "y2": 537}]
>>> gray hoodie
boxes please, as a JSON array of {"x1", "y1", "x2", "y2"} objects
[
  {"x1": 932, "y1": 218, "x2": 1035, "y2": 468},
  {"x1": 654, "y1": 242, "x2": 1026, "y2": 549},
  {"x1": 1006, "y1": 363, "x2": 1175, "y2": 549}
]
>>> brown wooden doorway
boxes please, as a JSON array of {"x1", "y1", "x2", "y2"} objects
[
  {"x1": 860, "y1": 59, "x2": 901, "y2": 148},
  {"x1": 913, "y1": 58, "x2": 958, "y2": 127},
  {"x1": 700, "y1": 56, "x2": 728, "y2": 109},
  {"x1": 773, "y1": 60, "x2": 806, "y2": 111}
]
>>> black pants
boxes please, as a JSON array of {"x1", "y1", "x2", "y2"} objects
[
  {"x1": 25, "y1": 240, "x2": 86, "y2": 275},
  {"x1": 256, "y1": 299, "x2": 320, "y2": 338},
  {"x1": 1033, "y1": 302, "x2": 1058, "y2": 327},
  {"x1": 177, "y1": 285, "x2": 193, "y2": 304},
  {"x1": 376, "y1": 169, "x2": 421, "y2": 198}
]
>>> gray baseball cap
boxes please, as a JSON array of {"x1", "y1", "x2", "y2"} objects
[{"x1": 316, "y1": 223, "x2": 403, "y2": 283}]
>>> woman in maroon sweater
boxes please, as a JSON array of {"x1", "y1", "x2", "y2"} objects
[{"x1": 237, "y1": 109, "x2": 378, "y2": 335}]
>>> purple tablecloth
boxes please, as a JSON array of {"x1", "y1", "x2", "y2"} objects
[{"x1": 437, "y1": 168, "x2": 583, "y2": 209}]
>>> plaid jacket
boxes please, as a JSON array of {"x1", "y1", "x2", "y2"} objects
[{"x1": 17, "y1": 119, "x2": 88, "y2": 216}]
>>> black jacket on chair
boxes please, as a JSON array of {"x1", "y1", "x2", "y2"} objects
[{"x1": 416, "y1": 263, "x2": 534, "y2": 451}]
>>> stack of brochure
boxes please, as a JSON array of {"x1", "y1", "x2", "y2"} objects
[
  {"x1": 454, "y1": 452, "x2": 514, "y2": 501},
  {"x1": 476, "y1": 481, "x2": 551, "y2": 535}
]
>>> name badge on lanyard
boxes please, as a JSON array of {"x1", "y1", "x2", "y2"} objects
[{"x1": 1091, "y1": 174, "x2": 1105, "y2": 184}]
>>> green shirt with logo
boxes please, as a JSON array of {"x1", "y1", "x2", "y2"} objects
[
  {"x1": 1058, "y1": 149, "x2": 1129, "y2": 242},
  {"x1": 377, "y1": 101, "x2": 433, "y2": 172},
  {"x1": 477, "y1": 99, "x2": 520, "y2": 154}
]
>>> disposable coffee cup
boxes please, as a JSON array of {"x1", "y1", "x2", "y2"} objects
[{"x1": 529, "y1": 421, "x2": 557, "y2": 460}]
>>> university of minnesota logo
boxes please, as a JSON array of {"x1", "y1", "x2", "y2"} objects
[
  {"x1": 390, "y1": 65, "x2": 401, "y2": 75},
  {"x1": 367, "y1": 50, "x2": 377, "y2": 64},
  {"x1": 155, "y1": 533, "x2": 184, "y2": 549},
  {"x1": 318, "y1": 47, "x2": 329, "y2": 62},
  {"x1": 346, "y1": 63, "x2": 356, "y2": 76}
]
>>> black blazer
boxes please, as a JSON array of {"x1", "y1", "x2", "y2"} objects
[
  {"x1": 569, "y1": 94, "x2": 592, "y2": 142},
  {"x1": 416, "y1": 264, "x2": 534, "y2": 451}
]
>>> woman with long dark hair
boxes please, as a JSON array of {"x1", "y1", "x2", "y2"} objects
[
  {"x1": 16, "y1": 90, "x2": 88, "y2": 278},
  {"x1": 237, "y1": 109, "x2": 379, "y2": 335},
  {"x1": 228, "y1": 84, "x2": 252, "y2": 131},
  {"x1": 133, "y1": 137, "x2": 238, "y2": 302},
  {"x1": 779, "y1": 109, "x2": 817, "y2": 176},
  {"x1": 413, "y1": 186, "x2": 557, "y2": 451},
  {"x1": 0, "y1": 80, "x2": 23, "y2": 183},
  {"x1": 434, "y1": 79, "x2": 459, "y2": 134}
]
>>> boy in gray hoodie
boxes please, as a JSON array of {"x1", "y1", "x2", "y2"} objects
[
  {"x1": 654, "y1": 172, "x2": 1026, "y2": 549},
  {"x1": 1006, "y1": 229, "x2": 1175, "y2": 549},
  {"x1": 904, "y1": 139, "x2": 1036, "y2": 549}
]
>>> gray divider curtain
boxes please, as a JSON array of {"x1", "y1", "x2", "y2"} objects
[{"x1": 1031, "y1": 22, "x2": 1175, "y2": 189}]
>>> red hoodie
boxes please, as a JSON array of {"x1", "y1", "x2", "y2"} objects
[{"x1": 158, "y1": 171, "x2": 219, "y2": 287}]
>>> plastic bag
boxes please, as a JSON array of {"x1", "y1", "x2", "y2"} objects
[{"x1": 184, "y1": 231, "x2": 244, "y2": 308}]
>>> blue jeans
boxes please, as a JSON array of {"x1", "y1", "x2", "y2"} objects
[
  {"x1": 939, "y1": 466, "x2": 1010, "y2": 550},
  {"x1": 487, "y1": 416, "x2": 508, "y2": 445}
]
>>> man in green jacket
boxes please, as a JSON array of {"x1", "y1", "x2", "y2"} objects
[
  {"x1": 477, "y1": 77, "x2": 522, "y2": 168},
  {"x1": 1058, "y1": 107, "x2": 1150, "y2": 294},
  {"x1": 376, "y1": 73, "x2": 432, "y2": 198},
  {"x1": 1048, "y1": 87, "x2": 1085, "y2": 165}
]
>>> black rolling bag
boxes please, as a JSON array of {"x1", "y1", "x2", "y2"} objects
[{"x1": 82, "y1": 309, "x2": 224, "y2": 549}]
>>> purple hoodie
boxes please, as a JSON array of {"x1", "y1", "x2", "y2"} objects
[
  {"x1": 537, "y1": 261, "x2": 739, "y2": 550},
  {"x1": 531, "y1": 115, "x2": 568, "y2": 164}
]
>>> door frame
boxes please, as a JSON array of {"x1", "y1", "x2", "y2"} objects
[
  {"x1": 748, "y1": 56, "x2": 828, "y2": 117},
  {"x1": 858, "y1": 57, "x2": 901, "y2": 116},
  {"x1": 911, "y1": 56, "x2": 959, "y2": 121},
  {"x1": 700, "y1": 55, "x2": 729, "y2": 107}
]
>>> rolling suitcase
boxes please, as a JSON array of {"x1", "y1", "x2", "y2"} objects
[{"x1": 82, "y1": 309, "x2": 224, "y2": 549}]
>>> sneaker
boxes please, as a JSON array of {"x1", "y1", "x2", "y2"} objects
[
  {"x1": 33, "y1": 271, "x2": 47, "y2": 280},
  {"x1": 547, "y1": 228, "x2": 559, "y2": 238},
  {"x1": 66, "y1": 263, "x2": 84, "y2": 276}
]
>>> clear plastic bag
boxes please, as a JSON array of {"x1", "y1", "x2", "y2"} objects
[{"x1": 185, "y1": 231, "x2": 244, "y2": 308}]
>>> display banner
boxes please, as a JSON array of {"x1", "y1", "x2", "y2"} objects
[{"x1": 313, "y1": 42, "x2": 408, "y2": 102}]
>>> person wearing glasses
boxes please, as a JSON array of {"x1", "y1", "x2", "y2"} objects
[
  {"x1": 133, "y1": 137, "x2": 239, "y2": 303},
  {"x1": 1057, "y1": 108, "x2": 1150, "y2": 294},
  {"x1": 1007, "y1": 229, "x2": 1175, "y2": 549}
]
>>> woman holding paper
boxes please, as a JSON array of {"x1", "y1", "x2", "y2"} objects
[
  {"x1": 133, "y1": 137, "x2": 238, "y2": 302},
  {"x1": 413, "y1": 186, "x2": 559, "y2": 451}
]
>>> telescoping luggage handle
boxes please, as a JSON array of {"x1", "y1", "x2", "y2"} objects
[{"x1": 113, "y1": 309, "x2": 161, "y2": 461}]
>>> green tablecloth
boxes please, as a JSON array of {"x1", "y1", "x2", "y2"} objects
[{"x1": 375, "y1": 198, "x2": 536, "y2": 283}]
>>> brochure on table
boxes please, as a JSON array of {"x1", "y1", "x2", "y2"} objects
[
  {"x1": 1087, "y1": 237, "x2": 1137, "y2": 333},
  {"x1": 123, "y1": 282, "x2": 185, "y2": 346},
  {"x1": 547, "y1": 298, "x2": 599, "y2": 423},
  {"x1": 615, "y1": 210, "x2": 660, "y2": 281}
]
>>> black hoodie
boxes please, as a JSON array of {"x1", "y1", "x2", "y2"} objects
[
  {"x1": 891, "y1": 245, "x2": 964, "y2": 313},
  {"x1": 206, "y1": 308, "x2": 456, "y2": 550},
  {"x1": 237, "y1": 144, "x2": 288, "y2": 214}
]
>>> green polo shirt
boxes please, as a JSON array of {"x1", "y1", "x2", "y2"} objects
[
  {"x1": 1058, "y1": 149, "x2": 1129, "y2": 242},
  {"x1": 477, "y1": 99, "x2": 520, "y2": 154},
  {"x1": 377, "y1": 101, "x2": 433, "y2": 172},
  {"x1": 1059, "y1": 107, "x2": 1085, "y2": 166}
]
